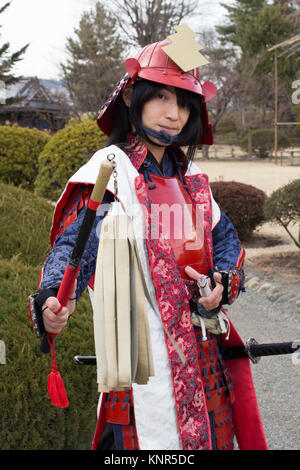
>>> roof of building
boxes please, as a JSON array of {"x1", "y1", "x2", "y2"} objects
[{"x1": 3, "y1": 76, "x2": 72, "y2": 110}]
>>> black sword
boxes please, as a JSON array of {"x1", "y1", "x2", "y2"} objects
[{"x1": 74, "y1": 338, "x2": 300, "y2": 366}]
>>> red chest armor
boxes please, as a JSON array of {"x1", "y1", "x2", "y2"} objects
[{"x1": 148, "y1": 173, "x2": 210, "y2": 280}]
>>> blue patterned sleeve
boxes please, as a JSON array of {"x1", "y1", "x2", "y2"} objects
[
  {"x1": 40, "y1": 191, "x2": 114, "y2": 300},
  {"x1": 212, "y1": 211, "x2": 243, "y2": 271}
]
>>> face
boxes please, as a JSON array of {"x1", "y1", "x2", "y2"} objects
[{"x1": 141, "y1": 87, "x2": 190, "y2": 145}]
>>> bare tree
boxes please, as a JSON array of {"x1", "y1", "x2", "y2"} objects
[
  {"x1": 197, "y1": 28, "x2": 294, "y2": 137},
  {"x1": 110, "y1": 0, "x2": 199, "y2": 47},
  {"x1": 196, "y1": 29, "x2": 241, "y2": 133}
]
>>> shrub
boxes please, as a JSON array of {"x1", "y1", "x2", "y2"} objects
[
  {"x1": 0, "y1": 256, "x2": 98, "y2": 450},
  {"x1": 240, "y1": 129, "x2": 290, "y2": 158},
  {"x1": 35, "y1": 119, "x2": 107, "y2": 201},
  {"x1": 0, "y1": 182, "x2": 54, "y2": 266},
  {"x1": 264, "y1": 179, "x2": 300, "y2": 249},
  {"x1": 0, "y1": 124, "x2": 50, "y2": 190},
  {"x1": 210, "y1": 181, "x2": 267, "y2": 241},
  {"x1": 223, "y1": 132, "x2": 242, "y2": 146}
]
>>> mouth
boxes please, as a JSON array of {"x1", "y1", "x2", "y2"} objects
[{"x1": 159, "y1": 125, "x2": 178, "y2": 133}]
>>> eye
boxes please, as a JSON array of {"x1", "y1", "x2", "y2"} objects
[{"x1": 157, "y1": 92, "x2": 166, "y2": 100}]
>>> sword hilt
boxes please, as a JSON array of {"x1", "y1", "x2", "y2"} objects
[{"x1": 222, "y1": 338, "x2": 300, "y2": 363}]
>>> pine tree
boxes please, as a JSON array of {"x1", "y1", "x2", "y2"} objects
[
  {"x1": 0, "y1": 2, "x2": 28, "y2": 104},
  {"x1": 217, "y1": 0, "x2": 298, "y2": 79},
  {"x1": 215, "y1": 0, "x2": 299, "y2": 129},
  {"x1": 217, "y1": 0, "x2": 265, "y2": 51},
  {"x1": 61, "y1": 2, "x2": 126, "y2": 115}
]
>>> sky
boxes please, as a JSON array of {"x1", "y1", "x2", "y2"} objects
[{"x1": 1, "y1": 0, "x2": 229, "y2": 80}]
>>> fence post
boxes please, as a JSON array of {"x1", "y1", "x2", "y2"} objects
[
  {"x1": 248, "y1": 127, "x2": 252, "y2": 157},
  {"x1": 202, "y1": 145, "x2": 209, "y2": 160}
]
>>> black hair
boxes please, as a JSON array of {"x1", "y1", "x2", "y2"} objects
[{"x1": 104, "y1": 78, "x2": 203, "y2": 163}]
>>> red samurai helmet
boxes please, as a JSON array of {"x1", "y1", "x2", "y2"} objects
[{"x1": 97, "y1": 25, "x2": 217, "y2": 145}]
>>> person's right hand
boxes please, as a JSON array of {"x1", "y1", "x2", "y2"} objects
[{"x1": 42, "y1": 281, "x2": 77, "y2": 334}]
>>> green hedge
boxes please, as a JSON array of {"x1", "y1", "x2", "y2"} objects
[
  {"x1": 0, "y1": 125, "x2": 50, "y2": 190},
  {"x1": 0, "y1": 182, "x2": 54, "y2": 266},
  {"x1": 240, "y1": 128, "x2": 290, "y2": 158},
  {"x1": 0, "y1": 183, "x2": 99, "y2": 449},
  {"x1": 35, "y1": 119, "x2": 107, "y2": 201},
  {"x1": 0, "y1": 256, "x2": 98, "y2": 450},
  {"x1": 211, "y1": 181, "x2": 267, "y2": 241}
]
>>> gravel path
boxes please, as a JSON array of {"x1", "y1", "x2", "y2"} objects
[
  {"x1": 194, "y1": 158, "x2": 300, "y2": 449},
  {"x1": 227, "y1": 266, "x2": 300, "y2": 450}
]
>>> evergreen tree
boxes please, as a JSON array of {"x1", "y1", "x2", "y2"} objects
[
  {"x1": 0, "y1": 2, "x2": 28, "y2": 103},
  {"x1": 217, "y1": 0, "x2": 265, "y2": 52},
  {"x1": 61, "y1": 2, "x2": 126, "y2": 115},
  {"x1": 217, "y1": 0, "x2": 298, "y2": 81},
  {"x1": 215, "y1": 0, "x2": 299, "y2": 131}
]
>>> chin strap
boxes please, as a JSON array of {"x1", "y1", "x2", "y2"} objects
[{"x1": 141, "y1": 126, "x2": 185, "y2": 146}]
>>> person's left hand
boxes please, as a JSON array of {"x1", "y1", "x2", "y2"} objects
[{"x1": 184, "y1": 266, "x2": 224, "y2": 311}]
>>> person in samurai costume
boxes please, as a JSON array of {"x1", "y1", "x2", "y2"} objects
[{"x1": 29, "y1": 25, "x2": 268, "y2": 451}]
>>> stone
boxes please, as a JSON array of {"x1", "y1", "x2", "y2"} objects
[
  {"x1": 275, "y1": 293, "x2": 295, "y2": 303},
  {"x1": 267, "y1": 286, "x2": 280, "y2": 295},
  {"x1": 245, "y1": 278, "x2": 261, "y2": 289},
  {"x1": 267, "y1": 292, "x2": 284, "y2": 302},
  {"x1": 0, "y1": 340, "x2": 6, "y2": 365},
  {"x1": 258, "y1": 283, "x2": 272, "y2": 292},
  {"x1": 245, "y1": 276, "x2": 260, "y2": 285}
]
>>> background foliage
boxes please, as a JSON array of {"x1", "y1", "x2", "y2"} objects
[
  {"x1": 211, "y1": 180, "x2": 267, "y2": 241},
  {"x1": 0, "y1": 125, "x2": 50, "y2": 190},
  {"x1": 61, "y1": 2, "x2": 126, "y2": 115},
  {"x1": 264, "y1": 178, "x2": 300, "y2": 248},
  {"x1": 0, "y1": 2, "x2": 28, "y2": 93},
  {"x1": 0, "y1": 184, "x2": 98, "y2": 450},
  {"x1": 0, "y1": 181, "x2": 52, "y2": 265},
  {"x1": 240, "y1": 129, "x2": 290, "y2": 158},
  {"x1": 35, "y1": 119, "x2": 107, "y2": 201}
]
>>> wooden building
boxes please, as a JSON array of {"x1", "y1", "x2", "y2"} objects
[{"x1": 0, "y1": 77, "x2": 72, "y2": 131}]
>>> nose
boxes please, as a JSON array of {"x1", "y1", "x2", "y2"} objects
[{"x1": 166, "y1": 97, "x2": 180, "y2": 121}]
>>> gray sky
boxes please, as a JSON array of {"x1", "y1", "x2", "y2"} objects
[{"x1": 1, "y1": 0, "x2": 228, "y2": 80}]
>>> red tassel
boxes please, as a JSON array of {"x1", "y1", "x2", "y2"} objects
[
  {"x1": 47, "y1": 366, "x2": 69, "y2": 408},
  {"x1": 46, "y1": 334, "x2": 69, "y2": 408}
]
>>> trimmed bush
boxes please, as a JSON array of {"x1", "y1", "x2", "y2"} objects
[
  {"x1": 35, "y1": 119, "x2": 107, "y2": 201},
  {"x1": 0, "y1": 256, "x2": 98, "y2": 450},
  {"x1": 264, "y1": 179, "x2": 300, "y2": 248},
  {"x1": 0, "y1": 124, "x2": 50, "y2": 190},
  {"x1": 240, "y1": 129, "x2": 290, "y2": 158},
  {"x1": 0, "y1": 182, "x2": 99, "y2": 449},
  {"x1": 210, "y1": 181, "x2": 267, "y2": 241},
  {"x1": 0, "y1": 182, "x2": 54, "y2": 266}
]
